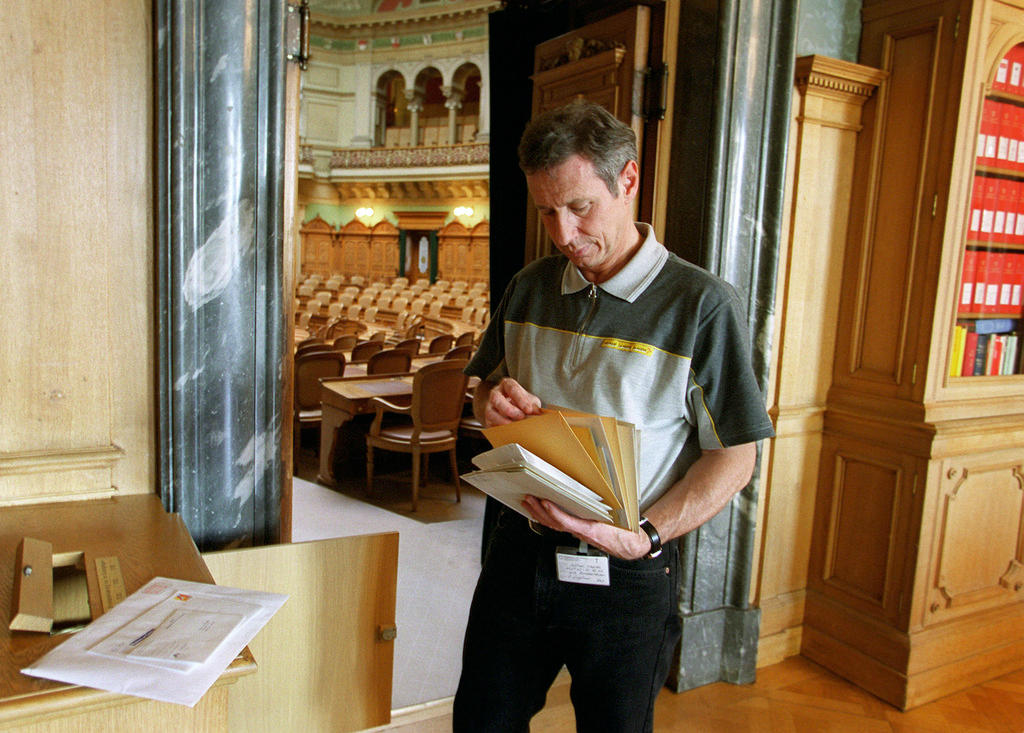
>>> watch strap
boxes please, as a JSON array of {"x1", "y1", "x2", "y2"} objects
[{"x1": 638, "y1": 516, "x2": 663, "y2": 559}]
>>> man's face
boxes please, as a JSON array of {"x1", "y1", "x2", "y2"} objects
[{"x1": 525, "y1": 154, "x2": 641, "y2": 284}]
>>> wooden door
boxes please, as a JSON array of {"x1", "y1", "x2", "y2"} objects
[
  {"x1": 524, "y1": 5, "x2": 663, "y2": 263},
  {"x1": 203, "y1": 532, "x2": 399, "y2": 732}
]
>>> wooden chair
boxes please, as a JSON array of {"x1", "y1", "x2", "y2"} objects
[
  {"x1": 425, "y1": 333, "x2": 453, "y2": 354},
  {"x1": 368, "y1": 330, "x2": 387, "y2": 342},
  {"x1": 324, "y1": 319, "x2": 364, "y2": 340},
  {"x1": 393, "y1": 338, "x2": 421, "y2": 355},
  {"x1": 444, "y1": 344, "x2": 473, "y2": 360},
  {"x1": 401, "y1": 315, "x2": 425, "y2": 340},
  {"x1": 455, "y1": 331, "x2": 475, "y2": 347},
  {"x1": 295, "y1": 339, "x2": 333, "y2": 358},
  {"x1": 293, "y1": 350, "x2": 346, "y2": 447},
  {"x1": 366, "y1": 348, "x2": 412, "y2": 375},
  {"x1": 365, "y1": 359, "x2": 470, "y2": 511},
  {"x1": 332, "y1": 334, "x2": 358, "y2": 351},
  {"x1": 350, "y1": 340, "x2": 384, "y2": 362}
]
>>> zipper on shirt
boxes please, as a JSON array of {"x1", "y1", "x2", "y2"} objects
[{"x1": 570, "y1": 284, "x2": 599, "y2": 370}]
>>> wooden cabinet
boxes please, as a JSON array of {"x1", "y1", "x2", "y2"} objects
[{"x1": 803, "y1": 0, "x2": 1024, "y2": 710}]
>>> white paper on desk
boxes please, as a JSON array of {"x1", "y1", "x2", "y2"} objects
[
  {"x1": 21, "y1": 576, "x2": 287, "y2": 707},
  {"x1": 87, "y1": 591, "x2": 257, "y2": 672}
]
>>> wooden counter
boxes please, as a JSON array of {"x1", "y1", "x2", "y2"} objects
[{"x1": 0, "y1": 494, "x2": 254, "y2": 730}]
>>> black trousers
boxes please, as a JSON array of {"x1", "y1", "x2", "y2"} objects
[{"x1": 453, "y1": 507, "x2": 681, "y2": 733}]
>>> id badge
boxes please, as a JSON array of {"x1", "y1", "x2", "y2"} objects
[{"x1": 555, "y1": 544, "x2": 610, "y2": 586}]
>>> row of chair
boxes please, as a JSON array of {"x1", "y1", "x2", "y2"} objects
[{"x1": 296, "y1": 331, "x2": 472, "y2": 362}]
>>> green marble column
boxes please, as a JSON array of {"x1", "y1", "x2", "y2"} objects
[
  {"x1": 663, "y1": 0, "x2": 797, "y2": 690},
  {"x1": 155, "y1": 0, "x2": 288, "y2": 550}
]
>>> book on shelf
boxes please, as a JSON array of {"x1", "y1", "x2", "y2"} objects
[
  {"x1": 954, "y1": 320, "x2": 1022, "y2": 375},
  {"x1": 962, "y1": 328, "x2": 979, "y2": 376},
  {"x1": 974, "y1": 333, "x2": 991, "y2": 376},
  {"x1": 1002, "y1": 333, "x2": 1019, "y2": 374},
  {"x1": 949, "y1": 324, "x2": 968, "y2": 377},
  {"x1": 461, "y1": 408, "x2": 640, "y2": 532}
]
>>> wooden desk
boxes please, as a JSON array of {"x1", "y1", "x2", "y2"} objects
[
  {"x1": 317, "y1": 375, "x2": 415, "y2": 486},
  {"x1": 0, "y1": 494, "x2": 254, "y2": 731},
  {"x1": 316, "y1": 372, "x2": 477, "y2": 486},
  {"x1": 343, "y1": 353, "x2": 442, "y2": 378}
]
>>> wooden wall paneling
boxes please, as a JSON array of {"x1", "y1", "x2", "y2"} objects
[
  {"x1": 202, "y1": 533, "x2": 399, "y2": 733},
  {"x1": 0, "y1": 1, "x2": 154, "y2": 505},
  {"x1": 832, "y1": 13, "x2": 949, "y2": 401},
  {"x1": 752, "y1": 56, "x2": 884, "y2": 666},
  {"x1": 925, "y1": 448, "x2": 1024, "y2": 623},
  {"x1": 370, "y1": 220, "x2": 400, "y2": 283},
  {"x1": 438, "y1": 221, "x2": 470, "y2": 283},
  {"x1": 299, "y1": 215, "x2": 335, "y2": 276},
  {"x1": 470, "y1": 220, "x2": 490, "y2": 286},
  {"x1": 340, "y1": 219, "x2": 371, "y2": 280}
]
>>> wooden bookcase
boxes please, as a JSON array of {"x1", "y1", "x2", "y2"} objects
[{"x1": 802, "y1": 0, "x2": 1024, "y2": 710}]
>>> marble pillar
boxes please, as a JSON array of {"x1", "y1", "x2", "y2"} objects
[
  {"x1": 664, "y1": 0, "x2": 797, "y2": 690},
  {"x1": 155, "y1": 0, "x2": 287, "y2": 550}
]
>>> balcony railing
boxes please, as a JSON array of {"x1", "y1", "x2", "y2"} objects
[{"x1": 327, "y1": 142, "x2": 489, "y2": 169}]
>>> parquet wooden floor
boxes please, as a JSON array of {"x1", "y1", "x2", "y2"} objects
[{"x1": 384, "y1": 655, "x2": 1024, "y2": 732}]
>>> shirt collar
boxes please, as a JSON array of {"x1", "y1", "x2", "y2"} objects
[{"x1": 560, "y1": 223, "x2": 668, "y2": 302}]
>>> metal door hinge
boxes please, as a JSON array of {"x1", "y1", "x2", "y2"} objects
[{"x1": 287, "y1": 1, "x2": 310, "y2": 70}]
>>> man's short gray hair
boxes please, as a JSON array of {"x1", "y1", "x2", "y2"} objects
[{"x1": 517, "y1": 100, "x2": 638, "y2": 196}]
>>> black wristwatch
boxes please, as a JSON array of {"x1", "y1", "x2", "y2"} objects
[{"x1": 638, "y1": 516, "x2": 663, "y2": 559}]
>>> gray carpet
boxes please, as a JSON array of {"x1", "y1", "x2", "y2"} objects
[{"x1": 291, "y1": 467, "x2": 484, "y2": 710}]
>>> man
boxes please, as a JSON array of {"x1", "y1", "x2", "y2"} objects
[{"x1": 453, "y1": 100, "x2": 775, "y2": 732}]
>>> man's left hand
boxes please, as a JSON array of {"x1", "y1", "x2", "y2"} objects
[{"x1": 522, "y1": 496, "x2": 651, "y2": 561}]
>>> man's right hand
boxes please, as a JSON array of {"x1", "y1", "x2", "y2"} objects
[{"x1": 475, "y1": 378, "x2": 542, "y2": 426}]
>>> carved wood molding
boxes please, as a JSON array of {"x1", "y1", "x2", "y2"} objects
[
  {"x1": 931, "y1": 461, "x2": 1024, "y2": 614},
  {"x1": 0, "y1": 445, "x2": 125, "y2": 476},
  {"x1": 794, "y1": 54, "x2": 888, "y2": 101}
]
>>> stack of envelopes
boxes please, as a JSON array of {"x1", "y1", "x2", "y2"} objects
[{"x1": 461, "y1": 408, "x2": 639, "y2": 531}]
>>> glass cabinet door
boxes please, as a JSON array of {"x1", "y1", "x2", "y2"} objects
[{"x1": 952, "y1": 43, "x2": 1024, "y2": 376}]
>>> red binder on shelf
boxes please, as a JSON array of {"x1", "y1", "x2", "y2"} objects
[
  {"x1": 984, "y1": 250, "x2": 1005, "y2": 314},
  {"x1": 1013, "y1": 45, "x2": 1024, "y2": 94},
  {"x1": 996, "y1": 180, "x2": 1013, "y2": 241},
  {"x1": 1012, "y1": 106, "x2": 1024, "y2": 172},
  {"x1": 979, "y1": 100, "x2": 1001, "y2": 166},
  {"x1": 1008, "y1": 252, "x2": 1024, "y2": 316},
  {"x1": 995, "y1": 55, "x2": 1010, "y2": 93},
  {"x1": 959, "y1": 249, "x2": 978, "y2": 314},
  {"x1": 981, "y1": 177, "x2": 1000, "y2": 239},
  {"x1": 1010, "y1": 179, "x2": 1024, "y2": 244},
  {"x1": 997, "y1": 251, "x2": 1015, "y2": 314},
  {"x1": 969, "y1": 175, "x2": 985, "y2": 239},
  {"x1": 998, "y1": 104, "x2": 1015, "y2": 167},
  {"x1": 974, "y1": 250, "x2": 992, "y2": 313}
]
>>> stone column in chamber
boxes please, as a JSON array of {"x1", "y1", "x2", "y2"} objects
[
  {"x1": 443, "y1": 86, "x2": 463, "y2": 145},
  {"x1": 404, "y1": 90, "x2": 423, "y2": 146}
]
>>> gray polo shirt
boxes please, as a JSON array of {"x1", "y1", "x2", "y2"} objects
[{"x1": 467, "y1": 224, "x2": 774, "y2": 510}]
